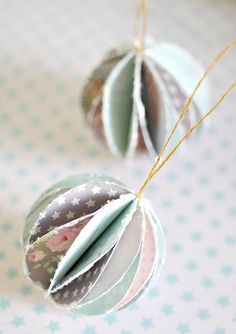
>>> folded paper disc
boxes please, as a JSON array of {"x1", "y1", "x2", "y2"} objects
[{"x1": 23, "y1": 174, "x2": 165, "y2": 315}]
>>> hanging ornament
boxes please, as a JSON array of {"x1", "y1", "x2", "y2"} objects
[
  {"x1": 23, "y1": 174, "x2": 164, "y2": 315},
  {"x1": 23, "y1": 39, "x2": 235, "y2": 315},
  {"x1": 81, "y1": 0, "x2": 211, "y2": 159}
]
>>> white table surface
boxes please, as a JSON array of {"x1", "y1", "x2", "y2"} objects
[{"x1": 0, "y1": 0, "x2": 235, "y2": 333}]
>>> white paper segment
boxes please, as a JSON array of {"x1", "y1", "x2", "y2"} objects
[
  {"x1": 73, "y1": 250, "x2": 142, "y2": 315},
  {"x1": 112, "y1": 208, "x2": 157, "y2": 311},
  {"x1": 142, "y1": 199, "x2": 166, "y2": 277}
]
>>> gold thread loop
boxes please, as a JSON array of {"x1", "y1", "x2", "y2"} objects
[
  {"x1": 136, "y1": 41, "x2": 236, "y2": 198},
  {"x1": 133, "y1": 0, "x2": 148, "y2": 52}
]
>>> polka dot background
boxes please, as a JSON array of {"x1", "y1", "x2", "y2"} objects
[{"x1": 0, "y1": 0, "x2": 235, "y2": 333}]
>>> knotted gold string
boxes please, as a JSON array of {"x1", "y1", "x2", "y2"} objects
[
  {"x1": 133, "y1": 0, "x2": 148, "y2": 52},
  {"x1": 136, "y1": 40, "x2": 236, "y2": 198}
]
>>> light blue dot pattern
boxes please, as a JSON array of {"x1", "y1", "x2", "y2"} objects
[{"x1": 0, "y1": 0, "x2": 235, "y2": 333}]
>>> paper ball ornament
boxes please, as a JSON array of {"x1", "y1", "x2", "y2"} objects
[
  {"x1": 23, "y1": 174, "x2": 165, "y2": 315},
  {"x1": 81, "y1": 38, "x2": 210, "y2": 158}
]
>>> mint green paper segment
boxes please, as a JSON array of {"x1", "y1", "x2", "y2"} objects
[
  {"x1": 48, "y1": 193, "x2": 136, "y2": 293},
  {"x1": 44, "y1": 174, "x2": 127, "y2": 191},
  {"x1": 23, "y1": 174, "x2": 127, "y2": 248},
  {"x1": 103, "y1": 52, "x2": 135, "y2": 157},
  {"x1": 73, "y1": 251, "x2": 141, "y2": 316},
  {"x1": 80, "y1": 203, "x2": 144, "y2": 303},
  {"x1": 52, "y1": 197, "x2": 138, "y2": 291}
]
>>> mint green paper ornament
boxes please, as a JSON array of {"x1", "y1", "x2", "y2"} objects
[
  {"x1": 23, "y1": 174, "x2": 164, "y2": 315},
  {"x1": 81, "y1": 3, "x2": 211, "y2": 159}
]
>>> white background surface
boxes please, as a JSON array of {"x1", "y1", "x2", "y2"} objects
[{"x1": 0, "y1": 0, "x2": 235, "y2": 333}]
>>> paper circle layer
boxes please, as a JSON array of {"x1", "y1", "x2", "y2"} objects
[
  {"x1": 23, "y1": 174, "x2": 165, "y2": 315},
  {"x1": 81, "y1": 37, "x2": 210, "y2": 159}
]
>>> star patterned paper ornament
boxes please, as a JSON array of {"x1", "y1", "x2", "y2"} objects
[
  {"x1": 23, "y1": 174, "x2": 165, "y2": 315},
  {"x1": 81, "y1": 38, "x2": 210, "y2": 159}
]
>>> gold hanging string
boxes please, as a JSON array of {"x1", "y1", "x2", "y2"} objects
[
  {"x1": 136, "y1": 81, "x2": 236, "y2": 197},
  {"x1": 151, "y1": 40, "x2": 236, "y2": 173},
  {"x1": 150, "y1": 41, "x2": 236, "y2": 176},
  {"x1": 136, "y1": 41, "x2": 236, "y2": 198},
  {"x1": 150, "y1": 81, "x2": 236, "y2": 174},
  {"x1": 142, "y1": 40, "x2": 236, "y2": 186},
  {"x1": 133, "y1": 0, "x2": 148, "y2": 52}
]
